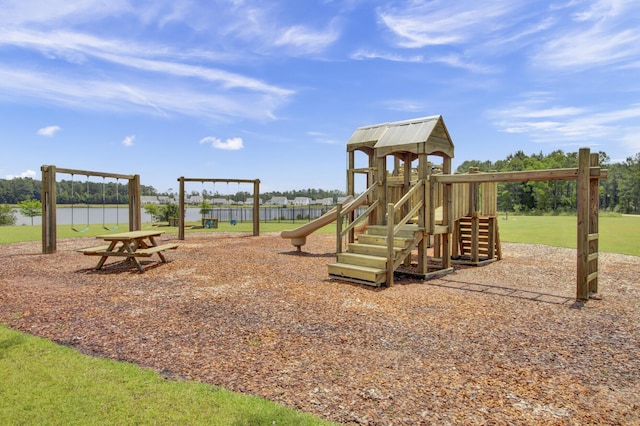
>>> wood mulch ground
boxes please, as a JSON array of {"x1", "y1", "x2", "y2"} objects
[{"x1": 1, "y1": 232, "x2": 639, "y2": 425}]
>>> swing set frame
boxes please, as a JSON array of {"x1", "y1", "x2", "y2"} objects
[
  {"x1": 177, "y1": 177, "x2": 261, "y2": 240},
  {"x1": 41, "y1": 165, "x2": 142, "y2": 254}
]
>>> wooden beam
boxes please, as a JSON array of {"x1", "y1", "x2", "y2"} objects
[
  {"x1": 53, "y1": 167, "x2": 135, "y2": 180},
  {"x1": 433, "y1": 167, "x2": 607, "y2": 184},
  {"x1": 178, "y1": 178, "x2": 259, "y2": 184}
]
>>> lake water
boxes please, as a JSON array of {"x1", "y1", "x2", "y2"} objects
[{"x1": 11, "y1": 206, "x2": 338, "y2": 226}]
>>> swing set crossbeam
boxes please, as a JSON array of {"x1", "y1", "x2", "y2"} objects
[
  {"x1": 54, "y1": 167, "x2": 135, "y2": 180},
  {"x1": 179, "y1": 178, "x2": 259, "y2": 184}
]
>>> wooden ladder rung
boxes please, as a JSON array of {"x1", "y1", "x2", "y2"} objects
[
  {"x1": 586, "y1": 271, "x2": 599, "y2": 283},
  {"x1": 587, "y1": 253, "x2": 598, "y2": 262},
  {"x1": 588, "y1": 233, "x2": 599, "y2": 241}
]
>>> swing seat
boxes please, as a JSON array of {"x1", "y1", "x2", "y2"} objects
[
  {"x1": 72, "y1": 226, "x2": 90, "y2": 233},
  {"x1": 230, "y1": 219, "x2": 237, "y2": 226}
]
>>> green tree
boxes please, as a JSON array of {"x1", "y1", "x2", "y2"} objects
[
  {"x1": 143, "y1": 203, "x2": 160, "y2": 222},
  {"x1": 0, "y1": 204, "x2": 16, "y2": 226},
  {"x1": 159, "y1": 202, "x2": 179, "y2": 222},
  {"x1": 17, "y1": 199, "x2": 42, "y2": 225},
  {"x1": 199, "y1": 200, "x2": 212, "y2": 217},
  {"x1": 618, "y1": 153, "x2": 640, "y2": 213}
]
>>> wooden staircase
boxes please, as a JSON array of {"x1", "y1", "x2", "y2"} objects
[
  {"x1": 328, "y1": 224, "x2": 423, "y2": 287},
  {"x1": 454, "y1": 216, "x2": 500, "y2": 264}
]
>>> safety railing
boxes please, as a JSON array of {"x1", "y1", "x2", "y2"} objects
[{"x1": 336, "y1": 183, "x2": 379, "y2": 254}]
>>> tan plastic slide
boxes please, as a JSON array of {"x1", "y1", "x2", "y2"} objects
[{"x1": 281, "y1": 195, "x2": 362, "y2": 251}]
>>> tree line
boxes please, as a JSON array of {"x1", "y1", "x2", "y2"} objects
[
  {"x1": 0, "y1": 179, "x2": 156, "y2": 205},
  {"x1": 455, "y1": 150, "x2": 640, "y2": 214},
  {"x1": 0, "y1": 177, "x2": 347, "y2": 206},
  {"x1": 2, "y1": 150, "x2": 639, "y2": 213}
]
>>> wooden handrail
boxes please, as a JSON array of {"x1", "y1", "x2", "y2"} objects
[
  {"x1": 384, "y1": 180, "x2": 427, "y2": 286},
  {"x1": 341, "y1": 201, "x2": 378, "y2": 236},
  {"x1": 336, "y1": 182, "x2": 378, "y2": 254}
]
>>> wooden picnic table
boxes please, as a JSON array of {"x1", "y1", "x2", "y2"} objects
[{"x1": 80, "y1": 230, "x2": 178, "y2": 272}]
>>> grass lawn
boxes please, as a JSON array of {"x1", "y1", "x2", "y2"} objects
[
  {"x1": 2, "y1": 215, "x2": 638, "y2": 256},
  {"x1": 0, "y1": 325, "x2": 335, "y2": 425},
  {"x1": 497, "y1": 214, "x2": 640, "y2": 256},
  {"x1": 0, "y1": 220, "x2": 335, "y2": 245}
]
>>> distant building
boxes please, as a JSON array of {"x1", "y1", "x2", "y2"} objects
[
  {"x1": 188, "y1": 195, "x2": 203, "y2": 205},
  {"x1": 141, "y1": 196, "x2": 159, "y2": 205},
  {"x1": 267, "y1": 196, "x2": 289, "y2": 205},
  {"x1": 314, "y1": 197, "x2": 334, "y2": 206},
  {"x1": 292, "y1": 197, "x2": 311, "y2": 206},
  {"x1": 211, "y1": 198, "x2": 229, "y2": 205}
]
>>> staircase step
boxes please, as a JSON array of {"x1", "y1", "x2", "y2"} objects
[
  {"x1": 347, "y1": 243, "x2": 404, "y2": 257},
  {"x1": 328, "y1": 262, "x2": 386, "y2": 285},
  {"x1": 357, "y1": 234, "x2": 415, "y2": 248},
  {"x1": 364, "y1": 224, "x2": 422, "y2": 239},
  {"x1": 337, "y1": 252, "x2": 387, "y2": 269}
]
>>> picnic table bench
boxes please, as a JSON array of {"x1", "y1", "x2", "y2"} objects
[{"x1": 80, "y1": 230, "x2": 177, "y2": 272}]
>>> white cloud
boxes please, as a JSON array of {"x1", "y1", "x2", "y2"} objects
[
  {"x1": 122, "y1": 135, "x2": 135, "y2": 147},
  {"x1": 350, "y1": 49, "x2": 494, "y2": 73},
  {"x1": 37, "y1": 125, "x2": 61, "y2": 136},
  {"x1": 0, "y1": 21, "x2": 293, "y2": 122},
  {"x1": 0, "y1": 28, "x2": 292, "y2": 96},
  {"x1": 5, "y1": 169, "x2": 37, "y2": 179},
  {"x1": 0, "y1": 66, "x2": 287, "y2": 121},
  {"x1": 307, "y1": 131, "x2": 338, "y2": 145},
  {"x1": 351, "y1": 49, "x2": 424, "y2": 62},
  {"x1": 199, "y1": 136, "x2": 244, "y2": 150},
  {"x1": 378, "y1": 99, "x2": 426, "y2": 113},
  {"x1": 491, "y1": 101, "x2": 640, "y2": 146},
  {"x1": 532, "y1": 1, "x2": 640, "y2": 70},
  {"x1": 377, "y1": 1, "x2": 523, "y2": 48},
  {"x1": 0, "y1": 0, "x2": 131, "y2": 26},
  {"x1": 274, "y1": 20, "x2": 341, "y2": 55}
]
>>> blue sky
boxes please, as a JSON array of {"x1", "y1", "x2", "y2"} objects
[{"x1": 1, "y1": 0, "x2": 639, "y2": 194}]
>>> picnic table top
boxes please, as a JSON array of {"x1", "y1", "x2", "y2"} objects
[{"x1": 96, "y1": 230, "x2": 165, "y2": 241}]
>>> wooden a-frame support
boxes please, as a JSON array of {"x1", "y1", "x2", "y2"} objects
[{"x1": 41, "y1": 165, "x2": 142, "y2": 254}]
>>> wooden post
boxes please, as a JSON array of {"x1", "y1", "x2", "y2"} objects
[
  {"x1": 128, "y1": 174, "x2": 142, "y2": 231},
  {"x1": 41, "y1": 165, "x2": 57, "y2": 254},
  {"x1": 471, "y1": 212, "x2": 480, "y2": 263},
  {"x1": 588, "y1": 153, "x2": 600, "y2": 295},
  {"x1": 418, "y1": 154, "x2": 428, "y2": 274},
  {"x1": 347, "y1": 151, "x2": 355, "y2": 243},
  {"x1": 576, "y1": 148, "x2": 590, "y2": 300},
  {"x1": 441, "y1": 157, "x2": 452, "y2": 270},
  {"x1": 487, "y1": 217, "x2": 495, "y2": 260},
  {"x1": 253, "y1": 179, "x2": 260, "y2": 236},
  {"x1": 386, "y1": 202, "x2": 395, "y2": 287},
  {"x1": 336, "y1": 202, "x2": 343, "y2": 255},
  {"x1": 178, "y1": 177, "x2": 185, "y2": 240}
]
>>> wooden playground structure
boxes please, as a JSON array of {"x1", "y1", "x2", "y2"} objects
[
  {"x1": 40, "y1": 165, "x2": 142, "y2": 254},
  {"x1": 41, "y1": 117, "x2": 607, "y2": 300},
  {"x1": 176, "y1": 177, "x2": 261, "y2": 240},
  {"x1": 321, "y1": 115, "x2": 606, "y2": 300}
]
